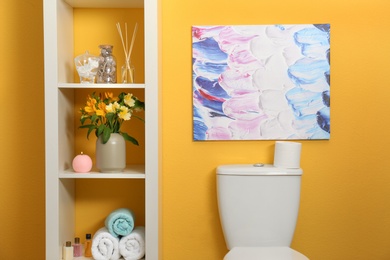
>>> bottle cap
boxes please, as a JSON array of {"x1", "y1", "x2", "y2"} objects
[
  {"x1": 86, "y1": 233, "x2": 91, "y2": 239},
  {"x1": 66, "y1": 241, "x2": 71, "y2": 247},
  {"x1": 75, "y1": 237, "x2": 80, "y2": 244}
]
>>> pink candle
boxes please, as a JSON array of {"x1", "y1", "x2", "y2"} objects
[{"x1": 72, "y1": 152, "x2": 93, "y2": 173}]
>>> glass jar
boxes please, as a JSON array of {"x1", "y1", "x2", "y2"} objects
[
  {"x1": 97, "y1": 45, "x2": 117, "y2": 83},
  {"x1": 74, "y1": 51, "x2": 99, "y2": 83}
]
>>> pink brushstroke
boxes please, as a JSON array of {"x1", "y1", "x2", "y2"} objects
[
  {"x1": 223, "y1": 93, "x2": 264, "y2": 121},
  {"x1": 192, "y1": 26, "x2": 225, "y2": 40},
  {"x1": 228, "y1": 116, "x2": 267, "y2": 140},
  {"x1": 218, "y1": 26, "x2": 259, "y2": 52},
  {"x1": 206, "y1": 127, "x2": 232, "y2": 140}
]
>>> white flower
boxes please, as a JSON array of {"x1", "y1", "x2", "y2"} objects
[
  {"x1": 118, "y1": 105, "x2": 131, "y2": 120},
  {"x1": 124, "y1": 93, "x2": 135, "y2": 107},
  {"x1": 106, "y1": 102, "x2": 120, "y2": 113}
]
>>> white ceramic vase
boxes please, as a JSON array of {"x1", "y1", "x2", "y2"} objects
[{"x1": 96, "y1": 133, "x2": 126, "y2": 173}]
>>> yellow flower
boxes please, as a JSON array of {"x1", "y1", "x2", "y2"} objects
[
  {"x1": 118, "y1": 105, "x2": 131, "y2": 120},
  {"x1": 105, "y1": 92, "x2": 116, "y2": 102},
  {"x1": 84, "y1": 96, "x2": 97, "y2": 114},
  {"x1": 124, "y1": 93, "x2": 135, "y2": 107},
  {"x1": 96, "y1": 102, "x2": 106, "y2": 116}
]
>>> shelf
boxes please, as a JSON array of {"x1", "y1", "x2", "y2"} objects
[
  {"x1": 73, "y1": 256, "x2": 145, "y2": 260},
  {"x1": 60, "y1": 164, "x2": 146, "y2": 178},
  {"x1": 58, "y1": 83, "x2": 146, "y2": 89},
  {"x1": 45, "y1": 0, "x2": 159, "y2": 258},
  {"x1": 64, "y1": 0, "x2": 144, "y2": 8}
]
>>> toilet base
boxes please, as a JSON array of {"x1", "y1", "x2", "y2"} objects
[{"x1": 224, "y1": 246, "x2": 309, "y2": 260}]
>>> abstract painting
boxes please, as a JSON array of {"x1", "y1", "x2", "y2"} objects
[{"x1": 192, "y1": 24, "x2": 330, "y2": 141}]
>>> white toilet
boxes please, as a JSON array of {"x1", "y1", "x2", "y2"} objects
[{"x1": 216, "y1": 164, "x2": 309, "y2": 260}]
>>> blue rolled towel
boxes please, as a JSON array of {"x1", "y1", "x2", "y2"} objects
[{"x1": 105, "y1": 208, "x2": 135, "y2": 238}]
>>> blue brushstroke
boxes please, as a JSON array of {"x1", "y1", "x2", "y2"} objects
[
  {"x1": 288, "y1": 58, "x2": 330, "y2": 85},
  {"x1": 275, "y1": 24, "x2": 286, "y2": 31},
  {"x1": 295, "y1": 27, "x2": 330, "y2": 46},
  {"x1": 314, "y1": 24, "x2": 330, "y2": 34},
  {"x1": 317, "y1": 107, "x2": 330, "y2": 133},
  {"x1": 294, "y1": 26, "x2": 330, "y2": 60},
  {"x1": 322, "y1": 90, "x2": 330, "y2": 107},
  {"x1": 195, "y1": 76, "x2": 231, "y2": 99},
  {"x1": 285, "y1": 87, "x2": 324, "y2": 117},
  {"x1": 326, "y1": 48, "x2": 330, "y2": 64},
  {"x1": 193, "y1": 106, "x2": 208, "y2": 141},
  {"x1": 193, "y1": 119, "x2": 208, "y2": 140},
  {"x1": 325, "y1": 70, "x2": 330, "y2": 86},
  {"x1": 193, "y1": 60, "x2": 228, "y2": 78},
  {"x1": 192, "y1": 37, "x2": 228, "y2": 61},
  {"x1": 310, "y1": 127, "x2": 330, "y2": 139}
]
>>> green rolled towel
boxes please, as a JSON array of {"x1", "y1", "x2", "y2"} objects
[{"x1": 105, "y1": 208, "x2": 135, "y2": 238}]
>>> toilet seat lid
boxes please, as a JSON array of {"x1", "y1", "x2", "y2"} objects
[{"x1": 224, "y1": 247, "x2": 309, "y2": 260}]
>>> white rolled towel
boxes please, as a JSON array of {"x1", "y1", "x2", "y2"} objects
[
  {"x1": 92, "y1": 227, "x2": 121, "y2": 260},
  {"x1": 119, "y1": 226, "x2": 145, "y2": 260}
]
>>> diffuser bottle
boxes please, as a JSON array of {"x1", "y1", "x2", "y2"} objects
[
  {"x1": 63, "y1": 241, "x2": 73, "y2": 260},
  {"x1": 84, "y1": 233, "x2": 92, "y2": 257},
  {"x1": 73, "y1": 237, "x2": 82, "y2": 257}
]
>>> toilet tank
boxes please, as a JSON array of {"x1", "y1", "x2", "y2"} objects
[{"x1": 216, "y1": 164, "x2": 302, "y2": 249}]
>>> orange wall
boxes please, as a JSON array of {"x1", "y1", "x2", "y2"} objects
[
  {"x1": 162, "y1": 0, "x2": 390, "y2": 259},
  {"x1": 2, "y1": 0, "x2": 390, "y2": 259},
  {"x1": 0, "y1": 0, "x2": 45, "y2": 259}
]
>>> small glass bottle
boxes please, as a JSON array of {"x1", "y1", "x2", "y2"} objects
[
  {"x1": 63, "y1": 241, "x2": 73, "y2": 260},
  {"x1": 84, "y1": 233, "x2": 93, "y2": 257},
  {"x1": 97, "y1": 45, "x2": 117, "y2": 83},
  {"x1": 73, "y1": 237, "x2": 82, "y2": 257}
]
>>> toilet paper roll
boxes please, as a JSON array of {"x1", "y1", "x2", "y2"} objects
[{"x1": 273, "y1": 141, "x2": 302, "y2": 169}]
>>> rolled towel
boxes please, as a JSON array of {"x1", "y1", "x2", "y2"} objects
[
  {"x1": 105, "y1": 208, "x2": 135, "y2": 238},
  {"x1": 92, "y1": 227, "x2": 121, "y2": 260},
  {"x1": 119, "y1": 226, "x2": 145, "y2": 260}
]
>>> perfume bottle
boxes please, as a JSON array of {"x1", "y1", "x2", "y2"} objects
[
  {"x1": 63, "y1": 241, "x2": 73, "y2": 260},
  {"x1": 84, "y1": 233, "x2": 92, "y2": 257},
  {"x1": 73, "y1": 237, "x2": 82, "y2": 257}
]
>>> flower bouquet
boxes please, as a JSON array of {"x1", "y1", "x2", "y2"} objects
[{"x1": 79, "y1": 92, "x2": 144, "y2": 145}]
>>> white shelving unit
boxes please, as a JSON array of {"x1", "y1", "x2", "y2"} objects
[{"x1": 43, "y1": 0, "x2": 159, "y2": 259}]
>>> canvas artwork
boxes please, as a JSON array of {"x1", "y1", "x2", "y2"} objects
[{"x1": 192, "y1": 24, "x2": 330, "y2": 141}]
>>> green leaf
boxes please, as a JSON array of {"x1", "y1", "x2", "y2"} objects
[
  {"x1": 120, "y1": 132, "x2": 139, "y2": 145},
  {"x1": 79, "y1": 125, "x2": 96, "y2": 140},
  {"x1": 102, "y1": 127, "x2": 112, "y2": 144},
  {"x1": 90, "y1": 114, "x2": 98, "y2": 123},
  {"x1": 106, "y1": 112, "x2": 115, "y2": 123},
  {"x1": 80, "y1": 116, "x2": 87, "y2": 125},
  {"x1": 134, "y1": 99, "x2": 145, "y2": 110},
  {"x1": 97, "y1": 124, "x2": 105, "y2": 137},
  {"x1": 86, "y1": 127, "x2": 95, "y2": 140},
  {"x1": 132, "y1": 115, "x2": 145, "y2": 123}
]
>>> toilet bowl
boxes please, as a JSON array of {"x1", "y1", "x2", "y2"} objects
[{"x1": 216, "y1": 164, "x2": 309, "y2": 259}]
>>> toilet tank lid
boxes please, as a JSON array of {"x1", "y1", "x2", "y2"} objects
[{"x1": 216, "y1": 164, "x2": 302, "y2": 176}]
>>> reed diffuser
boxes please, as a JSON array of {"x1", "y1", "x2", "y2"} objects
[{"x1": 116, "y1": 22, "x2": 138, "y2": 83}]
